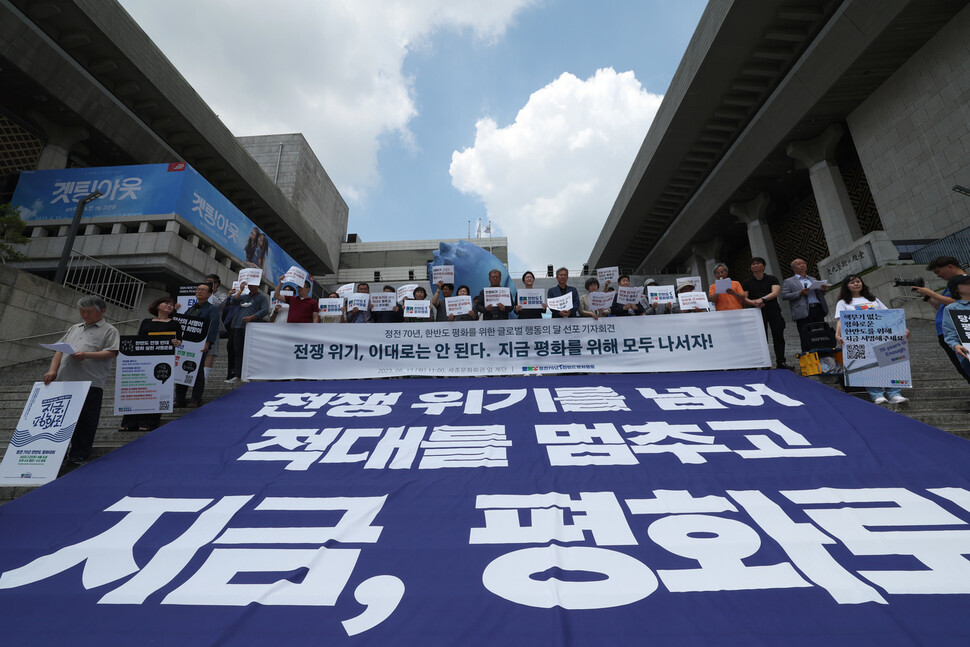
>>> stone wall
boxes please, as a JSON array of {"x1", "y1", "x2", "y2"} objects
[
  {"x1": 0, "y1": 265, "x2": 141, "y2": 368},
  {"x1": 847, "y1": 3, "x2": 970, "y2": 241}
]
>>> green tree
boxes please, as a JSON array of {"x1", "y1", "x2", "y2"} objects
[{"x1": 0, "y1": 203, "x2": 30, "y2": 262}]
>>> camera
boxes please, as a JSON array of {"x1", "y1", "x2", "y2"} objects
[{"x1": 893, "y1": 277, "x2": 925, "y2": 288}]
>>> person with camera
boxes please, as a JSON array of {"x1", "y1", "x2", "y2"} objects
[{"x1": 911, "y1": 256, "x2": 970, "y2": 385}]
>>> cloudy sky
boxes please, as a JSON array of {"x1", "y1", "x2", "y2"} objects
[{"x1": 118, "y1": 0, "x2": 706, "y2": 273}]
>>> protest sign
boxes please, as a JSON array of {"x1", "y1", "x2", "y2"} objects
[
  {"x1": 516, "y1": 289, "x2": 545, "y2": 310},
  {"x1": 432, "y1": 265, "x2": 455, "y2": 285},
  {"x1": 336, "y1": 283, "x2": 355, "y2": 298},
  {"x1": 446, "y1": 295, "x2": 473, "y2": 317},
  {"x1": 397, "y1": 284, "x2": 418, "y2": 303},
  {"x1": 347, "y1": 293, "x2": 370, "y2": 312},
  {"x1": 841, "y1": 309, "x2": 911, "y2": 388},
  {"x1": 547, "y1": 292, "x2": 574, "y2": 312},
  {"x1": 596, "y1": 266, "x2": 619, "y2": 284},
  {"x1": 3, "y1": 370, "x2": 970, "y2": 644},
  {"x1": 0, "y1": 380, "x2": 90, "y2": 486},
  {"x1": 617, "y1": 286, "x2": 643, "y2": 305},
  {"x1": 177, "y1": 284, "x2": 198, "y2": 312},
  {"x1": 678, "y1": 291, "x2": 709, "y2": 311},
  {"x1": 237, "y1": 267, "x2": 262, "y2": 287},
  {"x1": 318, "y1": 298, "x2": 344, "y2": 317},
  {"x1": 114, "y1": 336, "x2": 175, "y2": 416},
  {"x1": 484, "y1": 287, "x2": 512, "y2": 308},
  {"x1": 171, "y1": 314, "x2": 209, "y2": 388},
  {"x1": 590, "y1": 292, "x2": 616, "y2": 310},
  {"x1": 370, "y1": 293, "x2": 397, "y2": 312},
  {"x1": 280, "y1": 266, "x2": 308, "y2": 291},
  {"x1": 403, "y1": 300, "x2": 432, "y2": 319},
  {"x1": 647, "y1": 285, "x2": 676, "y2": 303}
]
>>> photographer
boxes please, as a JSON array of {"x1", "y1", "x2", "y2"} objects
[{"x1": 911, "y1": 256, "x2": 970, "y2": 384}]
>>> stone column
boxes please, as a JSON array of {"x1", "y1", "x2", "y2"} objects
[
  {"x1": 691, "y1": 238, "x2": 723, "y2": 288},
  {"x1": 730, "y1": 193, "x2": 782, "y2": 276},
  {"x1": 786, "y1": 124, "x2": 863, "y2": 256},
  {"x1": 31, "y1": 114, "x2": 89, "y2": 170}
]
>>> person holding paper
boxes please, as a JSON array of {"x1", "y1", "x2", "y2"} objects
[
  {"x1": 672, "y1": 283, "x2": 709, "y2": 313},
  {"x1": 449, "y1": 285, "x2": 478, "y2": 321},
  {"x1": 224, "y1": 281, "x2": 269, "y2": 383},
  {"x1": 942, "y1": 274, "x2": 970, "y2": 376},
  {"x1": 119, "y1": 297, "x2": 183, "y2": 432},
  {"x1": 707, "y1": 264, "x2": 744, "y2": 311},
  {"x1": 348, "y1": 282, "x2": 373, "y2": 323},
  {"x1": 371, "y1": 285, "x2": 404, "y2": 323},
  {"x1": 641, "y1": 278, "x2": 672, "y2": 315},
  {"x1": 834, "y1": 275, "x2": 909, "y2": 404},
  {"x1": 42, "y1": 295, "x2": 120, "y2": 464},
  {"x1": 514, "y1": 271, "x2": 546, "y2": 319},
  {"x1": 432, "y1": 282, "x2": 454, "y2": 323},
  {"x1": 175, "y1": 283, "x2": 221, "y2": 406},
  {"x1": 912, "y1": 256, "x2": 970, "y2": 384},
  {"x1": 403, "y1": 286, "x2": 434, "y2": 322},
  {"x1": 742, "y1": 257, "x2": 789, "y2": 369},
  {"x1": 476, "y1": 269, "x2": 511, "y2": 320},
  {"x1": 547, "y1": 267, "x2": 578, "y2": 318},
  {"x1": 273, "y1": 277, "x2": 319, "y2": 323},
  {"x1": 782, "y1": 258, "x2": 828, "y2": 335},
  {"x1": 320, "y1": 292, "x2": 346, "y2": 323},
  {"x1": 580, "y1": 278, "x2": 611, "y2": 319},
  {"x1": 610, "y1": 275, "x2": 645, "y2": 317}
]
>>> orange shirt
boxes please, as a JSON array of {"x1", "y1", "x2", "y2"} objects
[{"x1": 708, "y1": 280, "x2": 744, "y2": 311}]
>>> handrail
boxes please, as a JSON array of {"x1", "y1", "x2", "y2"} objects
[
  {"x1": 62, "y1": 249, "x2": 146, "y2": 310},
  {"x1": 910, "y1": 226, "x2": 970, "y2": 266}
]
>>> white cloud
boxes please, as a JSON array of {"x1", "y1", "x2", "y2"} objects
[
  {"x1": 118, "y1": 0, "x2": 537, "y2": 203},
  {"x1": 450, "y1": 68, "x2": 662, "y2": 272}
]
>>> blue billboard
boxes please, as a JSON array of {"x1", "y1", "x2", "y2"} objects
[{"x1": 12, "y1": 162, "x2": 306, "y2": 284}]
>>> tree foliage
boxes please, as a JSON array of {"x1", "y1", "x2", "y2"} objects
[{"x1": 0, "y1": 203, "x2": 30, "y2": 262}]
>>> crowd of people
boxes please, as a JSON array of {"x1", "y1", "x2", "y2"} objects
[{"x1": 41, "y1": 256, "x2": 970, "y2": 463}]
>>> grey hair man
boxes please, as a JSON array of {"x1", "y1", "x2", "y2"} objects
[{"x1": 43, "y1": 295, "x2": 120, "y2": 464}]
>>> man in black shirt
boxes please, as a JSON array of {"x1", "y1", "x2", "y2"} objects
[{"x1": 742, "y1": 257, "x2": 789, "y2": 369}]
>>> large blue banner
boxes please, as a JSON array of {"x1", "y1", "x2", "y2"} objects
[
  {"x1": 12, "y1": 163, "x2": 305, "y2": 285},
  {"x1": 1, "y1": 370, "x2": 968, "y2": 645}
]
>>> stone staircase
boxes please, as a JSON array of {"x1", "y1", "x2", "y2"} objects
[{"x1": 2, "y1": 316, "x2": 969, "y2": 504}]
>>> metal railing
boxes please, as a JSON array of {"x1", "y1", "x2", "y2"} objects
[
  {"x1": 62, "y1": 249, "x2": 146, "y2": 310},
  {"x1": 910, "y1": 226, "x2": 970, "y2": 266}
]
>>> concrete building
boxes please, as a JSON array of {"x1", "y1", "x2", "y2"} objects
[
  {"x1": 0, "y1": 0, "x2": 348, "y2": 292},
  {"x1": 589, "y1": 0, "x2": 970, "y2": 313}
]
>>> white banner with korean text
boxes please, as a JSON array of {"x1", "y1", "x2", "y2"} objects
[{"x1": 242, "y1": 309, "x2": 770, "y2": 380}]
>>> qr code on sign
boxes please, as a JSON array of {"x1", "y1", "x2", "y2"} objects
[
  {"x1": 844, "y1": 344, "x2": 866, "y2": 360},
  {"x1": 159, "y1": 400, "x2": 171, "y2": 410}
]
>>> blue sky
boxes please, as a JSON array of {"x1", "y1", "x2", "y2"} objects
[{"x1": 120, "y1": 0, "x2": 706, "y2": 273}]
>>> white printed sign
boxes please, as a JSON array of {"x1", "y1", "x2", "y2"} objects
[
  {"x1": 516, "y1": 289, "x2": 545, "y2": 310},
  {"x1": 242, "y1": 309, "x2": 772, "y2": 380},
  {"x1": 548, "y1": 293, "x2": 574, "y2": 312},
  {"x1": 432, "y1": 265, "x2": 455, "y2": 285},
  {"x1": 404, "y1": 300, "x2": 432, "y2": 319},
  {"x1": 596, "y1": 266, "x2": 619, "y2": 283},
  {"x1": 397, "y1": 284, "x2": 418, "y2": 303},
  {"x1": 318, "y1": 298, "x2": 344, "y2": 316},
  {"x1": 617, "y1": 286, "x2": 643, "y2": 305},
  {"x1": 347, "y1": 293, "x2": 371, "y2": 312},
  {"x1": 841, "y1": 310, "x2": 911, "y2": 388},
  {"x1": 678, "y1": 292, "x2": 710, "y2": 311},
  {"x1": 370, "y1": 293, "x2": 397, "y2": 312},
  {"x1": 280, "y1": 266, "x2": 308, "y2": 291},
  {"x1": 647, "y1": 286, "x2": 676, "y2": 303},
  {"x1": 114, "y1": 336, "x2": 175, "y2": 415},
  {"x1": 484, "y1": 287, "x2": 512, "y2": 308},
  {"x1": 237, "y1": 267, "x2": 262, "y2": 287},
  {"x1": 590, "y1": 292, "x2": 616, "y2": 310},
  {"x1": 336, "y1": 283, "x2": 355, "y2": 298},
  {"x1": 446, "y1": 295, "x2": 473, "y2": 317},
  {"x1": 0, "y1": 380, "x2": 91, "y2": 486}
]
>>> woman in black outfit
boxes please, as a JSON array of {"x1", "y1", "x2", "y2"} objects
[
  {"x1": 514, "y1": 271, "x2": 547, "y2": 320},
  {"x1": 119, "y1": 296, "x2": 183, "y2": 432}
]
